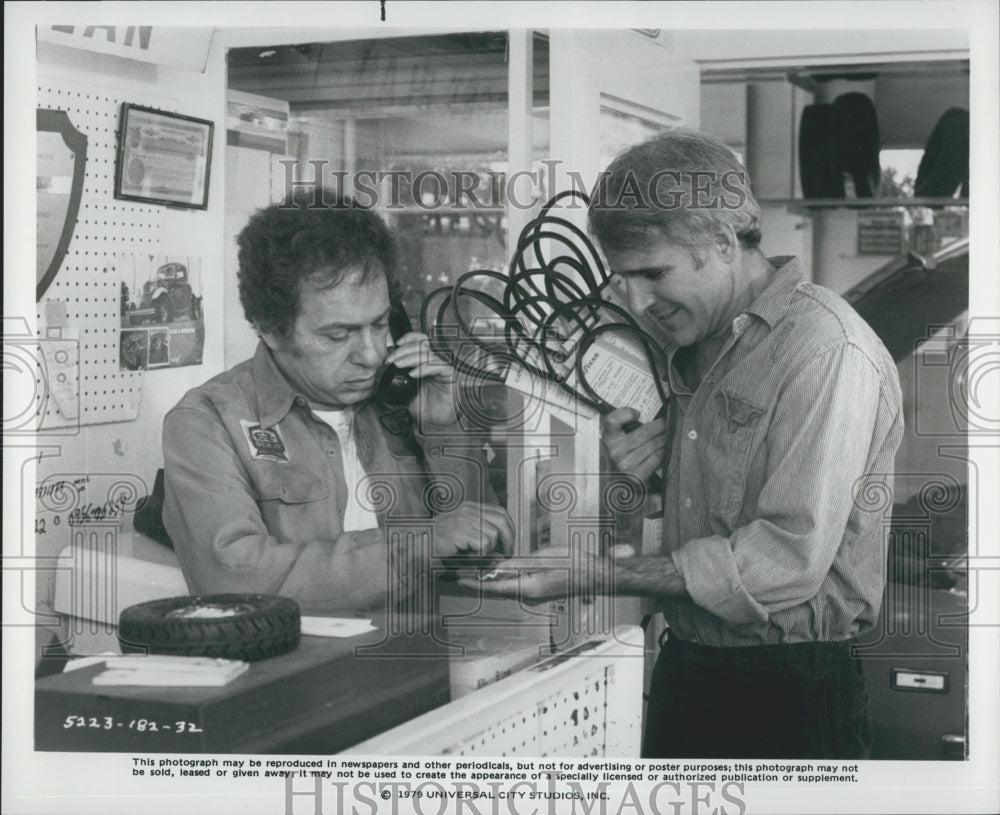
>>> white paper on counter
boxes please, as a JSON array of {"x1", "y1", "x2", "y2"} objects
[{"x1": 300, "y1": 616, "x2": 377, "y2": 638}]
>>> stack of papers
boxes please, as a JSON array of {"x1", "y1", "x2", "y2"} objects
[{"x1": 91, "y1": 655, "x2": 250, "y2": 687}]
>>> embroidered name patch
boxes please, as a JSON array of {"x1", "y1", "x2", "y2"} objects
[{"x1": 241, "y1": 420, "x2": 289, "y2": 462}]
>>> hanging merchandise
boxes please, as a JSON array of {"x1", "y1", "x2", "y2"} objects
[
  {"x1": 799, "y1": 103, "x2": 843, "y2": 199},
  {"x1": 799, "y1": 92, "x2": 881, "y2": 199},
  {"x1": 417, "y1": 191, "x2": 675, "y2": 440},
  {"x1": 914, "y1": 108, "x2": 970, "y2": 198},
  {"x1": 831, "y1": 92, "x2": 882, "y2": 198}
]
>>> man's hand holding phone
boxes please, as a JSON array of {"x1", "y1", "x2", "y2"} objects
[{"x1": 383, "y1": 331, "x2": 460, "y2": 429}]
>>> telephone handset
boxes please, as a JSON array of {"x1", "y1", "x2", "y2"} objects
[{"x1": 374, "y1": 302, "x2": 420, "y2": 406}]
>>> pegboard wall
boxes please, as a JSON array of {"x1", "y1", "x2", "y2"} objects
[
  {"x1": 444, "y1": 663, "x2": 616, "y2": 757},
  {"x1": 36, "y1": 77, "x2": 176, "y2": 427},
  {"x1": 345, "y1": 626, "x2": 645, "y2": 757}
]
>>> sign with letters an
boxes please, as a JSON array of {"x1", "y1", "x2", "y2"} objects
[{"x1": 37, "y1": 26, "x2": 214, "y2": 72}]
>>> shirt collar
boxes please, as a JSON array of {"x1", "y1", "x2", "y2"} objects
[
  {"x1": 251, "y1": 342, "x2": 303, "y2": 428},
  {"x1": 742, "y1": 256, "x2": 804, "y2": 330},
  {"x1": 665, "y1": 256, "x2": 804, "y2": 394},
  {"x1": 314, "y1": 404, "x2": 356, "y2": 431}
]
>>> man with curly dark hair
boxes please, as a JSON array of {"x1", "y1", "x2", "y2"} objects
[{"x1": 162, "y1": 191, "x2": 511, "y2": 615}]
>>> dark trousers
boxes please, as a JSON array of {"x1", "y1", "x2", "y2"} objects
[{"x1": 642, "y1": 635, "x2": 873, "y2": 759}]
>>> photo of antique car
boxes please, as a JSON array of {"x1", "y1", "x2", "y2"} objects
[{"x1": 127, "y1": 262, "x2": 202, "y2": 324}]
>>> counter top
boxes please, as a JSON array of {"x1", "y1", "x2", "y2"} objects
[{"x1": 35, "y1": 624, "x2": 450, "y2": 754}]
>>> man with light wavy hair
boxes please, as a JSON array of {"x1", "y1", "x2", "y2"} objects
[{"x1": 478, "y1": 130, "x2": 903, "y2": 759}]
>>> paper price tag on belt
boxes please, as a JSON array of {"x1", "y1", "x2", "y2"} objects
[
  {"x1": 578, "y1": 349, "x2": 659, "y2": 422},
  {"x1": 569, "y1": 333, "x2": 663, "y2": 425},
  {"x1": 504, "y1": 328, "x2": 662, "y2": 425}
]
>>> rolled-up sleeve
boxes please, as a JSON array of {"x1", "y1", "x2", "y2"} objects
[
  {"x1": 670, "y1": 342, "x2": 884, "y2": 625},
  {"x1": 163, "y1": 405, "x2": 406, "y2": 615}
]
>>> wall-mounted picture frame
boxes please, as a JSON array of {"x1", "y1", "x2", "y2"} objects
[{"x1": 114, "y1": 103, "x2": 214, "y2": 209}]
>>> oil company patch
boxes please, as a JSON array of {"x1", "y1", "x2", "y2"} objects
[{"x1": 241, "y1": 420, "x2": 289, "y2": 462}]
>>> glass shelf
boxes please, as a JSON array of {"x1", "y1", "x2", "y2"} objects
[{"x1": 760, "y1": 197, "x2": 968, "y2": 215}]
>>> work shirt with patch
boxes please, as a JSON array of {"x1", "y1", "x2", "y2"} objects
[
  {"x1": 659, "y1": 257, "x2": 904, "y2": 646},
  {"x1": 162, "y1": 342, "x2": 489, "y2": 615}
]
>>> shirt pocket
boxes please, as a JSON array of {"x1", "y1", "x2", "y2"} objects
[
  {"x1": 699, "y1": 389, "x2": 766, "y2": 521},
  {"x1": 255, "y1": 469, "x2": 329, "y2": 503},
  {"x1": 254, "y1": 469, "x2": 332, "y2": 544}
]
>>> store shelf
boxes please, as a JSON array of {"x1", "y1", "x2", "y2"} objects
[{"x1": 759, "y1": 197, "x2": 968, "y2": 216}]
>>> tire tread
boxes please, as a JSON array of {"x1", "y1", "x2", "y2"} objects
[{"x1": 118, "y1": 594, "x2": 301, "y2": 661}]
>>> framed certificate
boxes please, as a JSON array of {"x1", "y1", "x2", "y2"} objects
[{"x1": 114, "y1": 103, "x2": 214, "y2": 209}]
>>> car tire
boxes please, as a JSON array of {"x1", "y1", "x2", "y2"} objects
[
  {"x1": 154, "y1": 294, "x2": 172, "y2": 323},
  {"x1": 915, "y1": 107, "x2": 969, "y2": 198},
  {"x1": 831, "y1": 92, "x2": 881, "y2": 198},
  {"x1": 117, "y1": 593, "x2": 301, "y2": 661},
  {"x1": 799, "y1": 103, "x2": 844, "y2": 198}
]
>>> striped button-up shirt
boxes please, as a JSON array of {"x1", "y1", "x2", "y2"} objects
[{"x1": 660, "y1": 257, "x2": 904, "y2": 646}]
